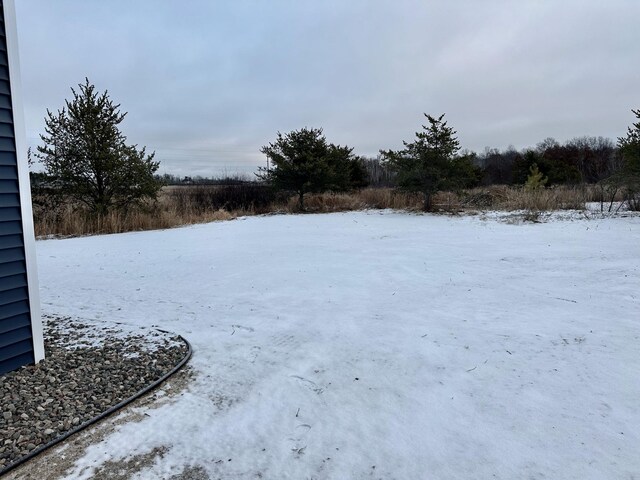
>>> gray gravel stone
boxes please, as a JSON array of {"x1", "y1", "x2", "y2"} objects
[{"x1": 0, "y1": 315, "x2": 188, "y2": 472}]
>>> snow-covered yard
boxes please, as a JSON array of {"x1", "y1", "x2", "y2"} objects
[{"x1": 36, "y1": 211, "x2": 639, "y2": 479}]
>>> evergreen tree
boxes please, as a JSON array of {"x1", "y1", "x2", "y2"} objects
[
  {"x1": 525, "y1": 163, "x2": 548, "y2": 190},
  {"x1": 37, "y1": 79, "x2": 161, "y2": 215},
  {"x1": 380, "y1": 113, "x2": 464, "y2": 211},
  {"x1": 258, "y1": 128, "x2": 362, "y2": 209},
  {"x1": 616, "y1": 108, "x2": 640, "y2": 210},
  {"x1": 346, "y1": 156, "x2": 369, "y2": 190},
  {"x1": 618, "y1": 110, "x2": 640, "y2": 175}
]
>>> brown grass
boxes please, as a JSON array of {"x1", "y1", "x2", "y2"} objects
[
  {"x1": 33, "y1": 203, "x2": 236, "y2": 237},
  {"x1": 357, "y1": 188, "x2": 424, "y2": 210},
  {"x1": 457, "y1": 185, "x2": 611, "y2": 211},
  {"x1": 33, "y1": 185, "x2": 603, "y2": 237},
  {"x1": 293, "y1": 189, "x2": 424, "y2": 213},
  {"x1": 33, "y1": 188, "x2": 242, "y2": 237}
]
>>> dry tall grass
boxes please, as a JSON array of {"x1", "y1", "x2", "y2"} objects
[
  {"x1": 460, "y1": 185, "x2": 600, "y2": 211},
  {"x1": 33, "y1": 202, "x2": 235, "y2": 237},
  {"x1": 294, "y1": 189, "x2": 424, "y2": 213},
  {"x1": 33, "y1": 185, "x2": 604, "y2": 237}
]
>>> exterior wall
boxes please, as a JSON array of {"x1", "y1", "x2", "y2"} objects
[{"x1": 0, "y1": 0, "x2": 43, "y2": 375}]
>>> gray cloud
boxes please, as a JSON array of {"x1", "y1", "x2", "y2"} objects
[{"x1": 15, "y1": 0, "x2": 640, "y2": 176}]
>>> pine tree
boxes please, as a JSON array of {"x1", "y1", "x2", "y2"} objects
[
  {"x1": 37, "y1": 79, "x2": 161, "y2": 215},
  {"x1": 380, "y1": 113, "x2": 467, "y2": 211},
  {"x1": 525, "y1": 163, "x2": 548, "y2": 190},
  {"x1": 618, "y1": 109, "x2": 640, "y2": 176},
  {"x1": 617, "y1": 108, "x2": 640, "y2": 210},
  {"x1": 257, "y1": 128, "x2": 363, "y2": 210}
]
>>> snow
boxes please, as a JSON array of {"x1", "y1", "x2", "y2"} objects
[
  {"x1": 43, "y1": 315, "x2": 184, "y2": 354},
  {"x1": 35, "y1": 211, "x2": 640, "y2": 479}
]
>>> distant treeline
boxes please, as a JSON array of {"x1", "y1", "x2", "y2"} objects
[
  {"x1": 155, "y1": 173, "x2": 255, "y2": 186},
  {"x1": 149, "y1": 135, "x2": 621, "y2": 190},
  {"x1": 363, "y1": 136, "x2": 620, "y2": 188},
  {"x1": 473, "y1": 136, "x2": 619, "y2": 186}
]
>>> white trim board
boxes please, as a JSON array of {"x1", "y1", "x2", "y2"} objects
[{"x1": 4, "y1": 0, "x2": 45, "y2": 363}]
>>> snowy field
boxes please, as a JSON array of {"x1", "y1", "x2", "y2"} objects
[{"x1": 36, "y1": 211, "x2": 639, "y2": 479}]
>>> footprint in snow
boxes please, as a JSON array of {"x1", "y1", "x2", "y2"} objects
[
  {"x1": 231, "y1": 324, "x2": 255, "y2": 334},
  {"x1": 290, "y1": 375, "x2": 324, "y2": 394},
  {"x1": 287, "y1": 424, "x2": 312, "y2": 455}
]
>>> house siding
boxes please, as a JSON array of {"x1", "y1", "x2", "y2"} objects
[{"x1": 0, "y1": 0, "x2": 36, "y2": 375}]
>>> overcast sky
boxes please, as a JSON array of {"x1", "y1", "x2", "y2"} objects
[{"x1": 14, "y1": 1, "x2": 640, "y2": 177}]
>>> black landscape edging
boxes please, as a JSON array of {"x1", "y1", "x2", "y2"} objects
[{"x1": 0, "y1": 334, "x2": 192, "y2": 477}]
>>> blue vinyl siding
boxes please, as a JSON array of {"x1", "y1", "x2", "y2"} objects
[
  {"x1": 0, "y1": 233, "x2": 24, "y2": 249},
  {"x1": 0, "y1": 0, "x2": 35, "y2": 375},
  {"x1": 0, "y1": 206, "x2": 20, "y2": 221},
  {"x1": 0, "y1": 192, "x2": 20, "y2": 207},
  {"x1": 0, "y1": 325, "x2": 30, "y2": 348},
  {"x1": 0, "y1": 246, "x2": 23, "y2": 263},
  {"x1": 0, "y1": 272, "x2": 27, "y2": 290},
  {"x1": 0, "y1": 285, "x2": 27, "y2": 305},
  {"x1": 0, "y1": 221, "x2": 22, "y2": 236},
  {"x1": 0, "y1": 179, "x2": 18, "y2": 192},
  {"x1": 0, "y1": 163, "x2": 18, "y2": 178},
  {"x1": 0, "y1": 311, "x2": 28, "y2": 334},
  {"x1": 0, "y1": 109, "x2": 11, "y2": 124}
]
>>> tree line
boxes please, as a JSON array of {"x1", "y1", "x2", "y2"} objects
[
  {"x1": 474, "y1": 136, "x2": 619, "y2": 186},
  {"x1": 32, "y1": 79, "x2": 640, "y2": 214},
  {"x1": 260, "y1": 113, "x2": 639, "y2": 211}
]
